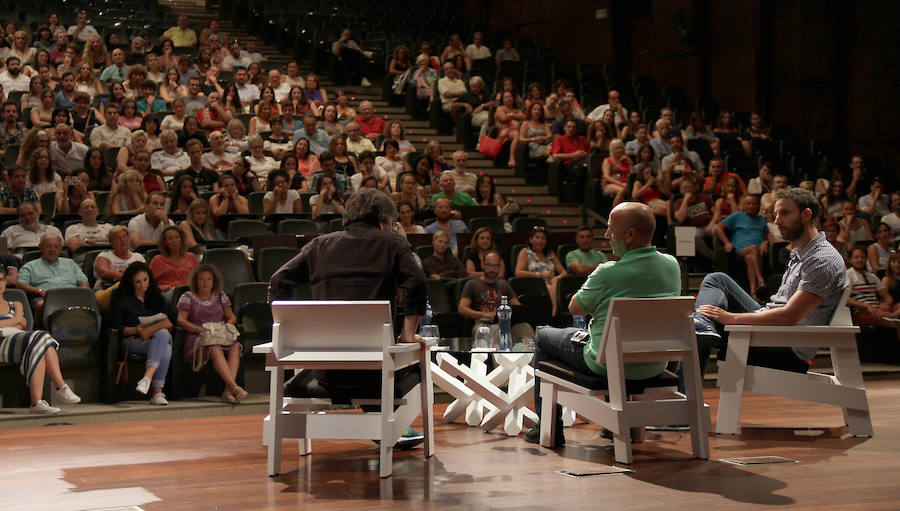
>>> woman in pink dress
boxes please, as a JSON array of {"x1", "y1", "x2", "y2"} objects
[{"x1": 176, "y1": 264, "x2": 245, "y2": 403}]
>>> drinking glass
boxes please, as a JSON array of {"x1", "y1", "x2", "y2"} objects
[{"x1": 420, "y1": 324, "x2": 440, "y2": 345}]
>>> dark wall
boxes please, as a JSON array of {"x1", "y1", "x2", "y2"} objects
[{"x1": 461, "y1": 0, "x2": 899, "y2": 174}]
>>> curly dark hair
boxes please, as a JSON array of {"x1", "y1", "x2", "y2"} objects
[{"x1": 117, "y1": 262, "x2": 165, "y2": 311}]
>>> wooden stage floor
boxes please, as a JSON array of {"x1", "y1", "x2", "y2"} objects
[{"x1": 3, "y1": 379, "x2": 900, "y2": 511}]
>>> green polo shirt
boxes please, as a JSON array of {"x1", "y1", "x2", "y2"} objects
[
  {"x1": 565, "y1": 248, "x2": 608, "y2": 272},
  {"x1": 574, "y1": 246, "x2": 681, "y2": 379},
  {"x1": 430, "y1": 191, "x2": 477, "y2": 208},
  {"x1": 19, "y1": 257, "x2": 88, "y2": 290}
]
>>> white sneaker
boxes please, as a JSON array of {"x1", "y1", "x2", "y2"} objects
[
  {"x1": 30, "y1": 400, "x2": 60, "y2": 414},
  {"x1": 150, "y1": 393, "x2": 168, "y2": 406},
  {"x1": 53, "y1": 384, "x2": 81, "y2": 404},
  {"x1": 360, "y1": 77, "x2": 372, "y2": 87},
  {"x1": 135, "y1": 377, "x2": 151, "y2": 395}
]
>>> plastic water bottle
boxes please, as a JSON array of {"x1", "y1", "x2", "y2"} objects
[
  {"x1": 497, "y1": 296, "x2": 513, "y2": 351},
  {"x1": 420, "y1": 300, "x2": 433, "y2": 334},
  {"x1": 573, "y1": 314, "x2": 587, "y2": 331}
]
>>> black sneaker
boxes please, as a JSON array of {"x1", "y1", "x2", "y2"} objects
[
  {"x1": 524, "y1": 423, "x2": 565, "y2": 447},
  {"x1": 394, "y1": 427, "x2": 425, "y2": 450},
  {"x1": 692, "y1": 312, "x2": 721, "y2": 339},
  {"x1": 645, "y1": 424, "x2": 690, "y2": 431}
]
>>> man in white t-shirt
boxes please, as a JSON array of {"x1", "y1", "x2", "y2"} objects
[
  {"x1": 585, "y1": 89, "x2": 629, "y2": 125},
  {"x1": 89, "y1": 103, "x2": 133, "y2": 150},
  {"x1": 222, "y1": 40, "x2": 252, "y2": 71},
  {"x1": 50, "y1": 124, "x2": 89, "y2": 175},
  {"x1": 449, "y1": 150, "x2": 478, "y2": 195},
  {"x1": 234, "y1": 67, "x2": 259, "y2": 104},
  {"x1": 64, "y1": 199, "x2": 113, "y2": 261},
  {"x1": 67, "y1": 11, "x2": 99, "y2": 43},
  {"x1": 1, "y1": 202, "x2": 63, "y2": 253},
  {"x1": 437, "y1": 62, "x2": 466, "y2": 113},
  {"x1": 267, "y1": 69, "x2": 290, "y2": 102},
  {"x1": 881, "y1": 192, "x2": 900, "y2": 242},
  {"x1": 92, "y1": 225, "x2": 145, "y2": 290},
  {"x1": 0, "y1": 57, "x2": 31, "y2": 93},
  {"x1": 128, "y1": 192, "x2": 174, "y2": 247},
  {"x1": 349, "y1": 151, "x2": 389, "y2": 192},
  {"x1": 465, "y1": 32, "x2": 492, "y2": 61}
]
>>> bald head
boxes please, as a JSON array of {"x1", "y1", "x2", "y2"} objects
[{"x1": 607, "y1": 202, "x2": 655, "y2": 252}]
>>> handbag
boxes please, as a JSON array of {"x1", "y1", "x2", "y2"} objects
[
  {"x1": 479, "y1": 135, "x2": 502, "y2": 158},
  {"x1": 192, "y1": 322, "x2": 240, "y2": 371},
  {"x1": 392, "y1": 68, "x2": 412, "y2": 95}
]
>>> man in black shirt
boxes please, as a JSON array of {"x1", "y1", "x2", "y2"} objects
[
  {"x1": 269, "y1": 188, "x2": 428, "y2": 448},
  {"x1": 174, "y1": 138, "x2": 218, "y2": 194}
]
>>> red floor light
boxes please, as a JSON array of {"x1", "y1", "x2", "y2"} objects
[{"x1": 511, "y1": 189, "x2": 517, "y2": 193}]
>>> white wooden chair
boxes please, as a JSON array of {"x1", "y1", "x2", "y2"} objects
[
  {"x1": 716, "y1": 288, "x2": 872, "y2": 436},
  {"x1": 536, "y1": 297, "x2": 710, "y2": 464},
  {"x1": 254, "y1": 300, "x2": 434, "y2": 478}
]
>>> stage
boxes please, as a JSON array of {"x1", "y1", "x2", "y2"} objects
[{"x1": 3, "y1": 379, "x2": 900, "y2": 510}]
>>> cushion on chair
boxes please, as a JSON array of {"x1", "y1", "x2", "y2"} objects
[
  {"x1": 284, "y1": 367, "x2": 422, "y2": 404},
  {"x1": 537, "y1": 360, "x2": 679, "y2": 394}
]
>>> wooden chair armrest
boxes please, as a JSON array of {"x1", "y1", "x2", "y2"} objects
[{"x1": 724, "y1": 325, "x2": 859, "y2": 334}]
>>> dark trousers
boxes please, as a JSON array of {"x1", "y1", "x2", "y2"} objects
[{"x1": 532, "y1": 327, "x2": 593, "y2": 422}]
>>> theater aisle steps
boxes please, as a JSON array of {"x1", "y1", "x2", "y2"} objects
[{"x1": 161, "y1": 0, "x2": 580, "y2": 232}]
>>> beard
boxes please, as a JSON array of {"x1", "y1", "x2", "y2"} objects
[
  {"x1": 779, "y1": 220, "x2": 804, "y2": 242},
  {"x1": 611, "y1": 239, "x2": 627, "y2": 258}
]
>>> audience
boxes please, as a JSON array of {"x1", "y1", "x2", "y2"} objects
[
  {"x1": 715, "y1": 195, "x2": 773, "y2": 298},
  {"x1": 93, "y1": 226, "x2": 145, "y2": 290},
  {"x1": 64, "y1": 198, "x2": 112, "y2": 259},
  {"x1": 422, "y1": 230, "x2": 468, "y2": 279},
  {"x1": 263, "y1": 170, "x2": 303, "y2": 215},
  {"x1": 110, "y1": 262, "x2": 173, "y2": 406},
  {"x1": 0, "y1": 167, "x2": 41, "y2": 215},
  {"x1": 0, "y1": 265, "x2": 82, "y2": 414},
  {"x1": 466, "y1": 227, "x2": 506, "y2": 278},
  {"x1": 425, "y1": 197, "x2": 469, "y2": 253},
  {"x1": 17, "y1": 233, "x2": 89, "y2": 320},
  {"x1": 176, "y1": 264, "x2": 246, "y2": 403},
  {"x1": 515, "y1": 225, "x2": 567, "y2": 315},
  {"x1": 2, "y1": 202, "x2": 60, "y2": 253},
  {"x1": 128, "y1": 192, "x2": 174, "y2": 248},
  {"x1": 566, "y1": 226, "x2": 607, "y2": 275},
  {"x1": 149, "y1": 226, "x2": 198, "y2": 300},
  {"x1": 459, "y1": 250, "x2": 532, "y2": 339}
]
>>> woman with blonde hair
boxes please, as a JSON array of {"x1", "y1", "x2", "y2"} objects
[
  {"x1": 81, "y1": 34, "x2": 109, "y2": 72},
  {"x1": 176, "y1": 264, "x2": 246, "y2": 403},
  {"x1": 9, "y1": 30, "x2": 36, "y2": 65},
  {"x1": 179, "y1": 198, "x2": 218, "y2": 250},
  {"x1": 110, "y1": 169, "x2": 148, "y2": 215},
  {"x1": 16, "y1": 128, "x2": 51, "y2": 167},
  {"x1": 74, "y1": 61, "x2": 103, "y2": 99},
  {"x1": 150, "y1": 226, "x2": 199, "y2": 299}
]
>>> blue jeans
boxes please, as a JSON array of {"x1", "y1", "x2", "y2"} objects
[
  {"x1": 532, "y1": 327, "x2": 593, "y2": 422},
  {"x1": 126, "y1": 329, "x2": 173, "y2": 389},
  {"x1": 695, "y1": 272, "x2": 807, "y2": 377}
]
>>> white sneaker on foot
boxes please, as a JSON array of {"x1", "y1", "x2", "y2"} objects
[
  {"x1": 30, "y1": 400, "x2": 60, "y2": 414},
  {"x1": 53, "y1": 384, "x2": 81, "y2": 404},
  {"x1": 360, "y1": 77, "x2": 372, "y2": 87},
  {"x1": 135, "y1": 377, "x2": 151, "y2": 395},
  {"x1": 150, "y1": 393, "x2": 168, "y2": 406}
]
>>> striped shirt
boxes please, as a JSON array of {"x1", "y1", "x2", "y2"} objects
[
  {"x1": 764, "y1": 232, "x2": 849, "y2": 361},
  {"x1": 848, "y1": 268, "x2": 881, "y2": 309}
]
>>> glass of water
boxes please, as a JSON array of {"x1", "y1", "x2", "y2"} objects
[
  {"x1": 474, "y1": 323, "x2": 493, "y2": 349},
  {"x1": 420, "y1": 324, "x2": 440, "y2": 345}
]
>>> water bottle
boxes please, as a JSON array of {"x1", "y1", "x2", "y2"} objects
[
  {"x1": 573, "y1": 314, "x2": 587, "y2": 331},
  {"x1": 420, "y1": 300, "x2": 433, "y2": 334},
  {"x1": 497, "y1": 295, "x2": 513, "y2": 351}
]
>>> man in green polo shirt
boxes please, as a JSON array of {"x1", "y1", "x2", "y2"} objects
[
  {"x1": 16, "y1": 233, "x2": 89, "y2": 324},
  {"x1": 566, "y1": 225, "x2": 608, "y2": 274},
  {"x1": 430, "y1": 171, "x2": 477, "y2": 209},
  {"x1": 524, "y1": 202, "x2": 681, "y2": 447}
]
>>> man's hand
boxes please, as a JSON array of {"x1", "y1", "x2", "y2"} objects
[
  {"x1": 697, "y1": 305, "x2": 735, "y2": 325},
  {"x1": 760, "y1": 241, "x2": 769, "y2": 256},
  {"x1": 724, "y1": 242, "x2": 733, "y2": 253}
]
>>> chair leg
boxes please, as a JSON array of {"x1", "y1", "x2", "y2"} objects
[
  {"x1": 681, "y1": 355, "x2": 710, "y2": 459},
  {"x1": 299, "y1": 438, "x2": 311, "y2": 456},
  {"x1": 266, "y1": 365, "x2": 285, "y2": 476},
  {"x1": 715, "y1": 332, "x2": 751, "y2": 435},
  {"x1": 832, "y1": 344, "x2": 874, "y2": 436},
  {"x1": 420, "y1": 353, "x2": 435, "y2": 457},
  {"x1": 380, "y1": 366, "x2": 395, "y2": 478},
  {"x1": 539, "y1": 381, "x2": 558, "y2": 447},
  {"x1": 612, "y1": 428, "x2": 633, "y2": 464}
]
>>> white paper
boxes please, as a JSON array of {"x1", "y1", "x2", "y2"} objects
[{"x1": 138, "y1": 313, "x2": 167, "y2": 326}]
